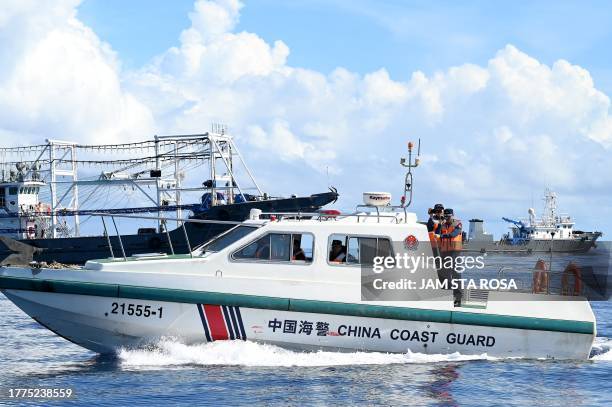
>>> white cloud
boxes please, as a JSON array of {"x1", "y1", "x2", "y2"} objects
[
  {"x1": 362, "y1": 69, "x2": 408, "y2": 106},
  {"x1": 188, "y1": 0, "x2": 242, "y2": 42},
  {"x1": 0, "y1": 0, "x2": 154, "y2": 144}
]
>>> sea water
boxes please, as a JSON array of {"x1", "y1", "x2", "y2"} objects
[{"x1": 1, "y1": 298, "x2": 610, "y2": 406}]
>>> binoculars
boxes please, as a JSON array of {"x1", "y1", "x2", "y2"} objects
[
  {"x1": 428, "y1": 208, "x2": 452, "y2": 221},
  {"x1": 428, "y1": 208, "x2": 443, "y2": 221}
]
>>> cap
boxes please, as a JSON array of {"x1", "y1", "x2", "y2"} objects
[
  {"x1": 332, "y1": 240, "x2": 342, "y2": 246},
  {"x1": 433, "y1": 204, "x2": 444, "y2": 211},
  {"x1": 444, "y1": 208, "x2": 454, "y2": 215}
]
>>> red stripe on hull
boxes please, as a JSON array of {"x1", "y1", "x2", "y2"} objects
[{"x1": 203, "y1": 305, "x2": 229, "y2": 340}]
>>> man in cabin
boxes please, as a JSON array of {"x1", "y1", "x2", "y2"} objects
[
  {"x1": 292, "y1": 238, "x2": 306, "y2": 261},
  {"x1": 255, "y1": 240, "x2": 270, "y2": 260},
  {"x1": 439, "y1": 208, "x2": 463, "y2": 306},
  {"x1": 329, "y1": 239, "x2": 346, "y2": 263}
]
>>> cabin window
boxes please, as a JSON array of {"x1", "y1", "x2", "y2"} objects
[
  {"x1": 8, "y1": 187, "x2": 17, "y2": 195},
  {"x1": 328, "y1": 234, "x2": 393, "y2": 265},
  {"x1": 270, "y1": 234, "x2": 291, "y2": 261},
  {"x1": 200, "y1": 225, "x2": 259, "y2": 253},
  {"x1": 292, "y1": 233, "x2": 314, "y2": 262},
  {"x1": 232, "y1": 232, "x2": 314, "y2": 263}
]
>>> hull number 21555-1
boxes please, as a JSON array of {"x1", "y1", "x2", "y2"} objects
[{"x1": 109, "y1": 302, "x2": 163, "y2": 318}]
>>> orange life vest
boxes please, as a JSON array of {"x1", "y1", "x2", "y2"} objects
[
  {"x1": 428, "y1": 222, "x2": 441, "y2": 252},
  {"x1": 439, "y1": 220, "x2": 462, "y2": 252}
]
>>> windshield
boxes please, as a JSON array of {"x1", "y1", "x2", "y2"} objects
[{"x1": 199, "y1": 225, "x2": 259, "y2": 253}]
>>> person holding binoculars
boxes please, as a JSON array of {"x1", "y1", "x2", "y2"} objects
[{"x1": 426, "y1": 203, "x2": 464, "y2": 306}]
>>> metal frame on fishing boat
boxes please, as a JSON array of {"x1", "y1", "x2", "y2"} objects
[{"x1": 0, "y1": 129, "x2": 338, "y2": 264}]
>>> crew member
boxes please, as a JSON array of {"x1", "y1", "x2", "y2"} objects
[
  {"x1": 440, "y1": 209, "x2": 463, "y2": 253},
  {"x1": 293, "y1": 238, "x2": 306, "y2": 261},
  {"x1": 255, "y1": 240, "x2": 270, "y2": 259},
  {"x1": 427, "y1": 204, "x2": 444, "y2": 251},
  {"x1": 439, "y1": 208, "x2": 463, "y2": 306},
  {"x1": 329, "y1": 239, "x2": 346, "y2": 263}
]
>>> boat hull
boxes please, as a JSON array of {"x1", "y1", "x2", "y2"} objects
[
  {"x1": 2, "y1": 289, "x2": 594, "y2": 359},
  {"x1": 462, "y1": 233, "x2": 601, "y2": 254}
]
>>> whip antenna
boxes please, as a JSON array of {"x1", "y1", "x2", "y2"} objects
[{"x1": 400, "y1": 138, "x2": 420, "y2": 208}]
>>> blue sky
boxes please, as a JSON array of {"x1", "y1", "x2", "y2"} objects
[
  {"x1": 2, "y1": 0, "x2": 612, "y2": 237},
  {"x1": 78, "y1": 0, "x2": 612, "y2": 94}
]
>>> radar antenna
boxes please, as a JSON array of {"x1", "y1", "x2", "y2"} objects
[{"x1": 399, "y1": 139, "x2": 420, "y2": 207}]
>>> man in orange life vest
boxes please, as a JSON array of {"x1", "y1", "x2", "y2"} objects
[
  {"x1": 439, "y1": 208, "x2": 463, "y2": 306},
  {"x1": 439, "y1": 208, "x2": 463, "y2": 253},
  {"x1": 427, "y1": 203, "x2": 445, "y2": 252}
]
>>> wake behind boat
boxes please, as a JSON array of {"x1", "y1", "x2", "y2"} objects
[{"x1": 0, "y1": 143, "x2": 596, "y2": 360}]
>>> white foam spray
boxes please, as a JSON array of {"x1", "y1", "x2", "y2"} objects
[
  {"x1": 118, "y1": 339, "x2": 493, "y2": 369},
  {"x1": 117, "y1": 336, "x2": 612, "y2": 368},
  {"x1": 590, "y1": 337, "x2": 612, "y2": 361}
]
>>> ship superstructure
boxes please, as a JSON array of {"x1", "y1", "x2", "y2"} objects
[{"x1": 464, "y1": 189, "x2": 601, "y2": 253}]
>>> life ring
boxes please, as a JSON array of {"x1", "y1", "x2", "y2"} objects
[
  {"x1": 532, "y1": 259, "x2": 549, "y2": 294},
  {"x1": 562, "y1": 262, "x2": 582, "y2": 296}
]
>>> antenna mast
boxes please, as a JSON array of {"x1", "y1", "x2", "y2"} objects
[{"x1": 399, "y1": 139, "x2": 421, "y2": 207}]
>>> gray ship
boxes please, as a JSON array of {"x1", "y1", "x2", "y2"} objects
[{"x1": 462, "y1": 190, "x2": 602, "y2": 253}]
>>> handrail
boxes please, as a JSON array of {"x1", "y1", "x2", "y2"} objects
[
  {"x1": 182, "y1": 223, "x2": 193, "y2": 257},
  {"x1": 110, "y1": 216, "x2": 127, "y2": 260},
  {"x1": 91, "y1": 212, "x2": 244, "y2": 262},
  {"x1": 258, "y1": 211, "x2": 319, "y2": 217},
  {"x1": 89, "y1": 207, "x2": 410, "y2": 263},
  {"x1": 89, "y1": 212, "x2": 243, "y2": 225},
  {"x1": 259, "y1": 208, "x2": 409, "y2": 223},
  {"x1": 101, "y1": 217, "x2": 115, "y2": 259},
  {"x1": 162, "y1": 220, "x2": 175, "y2": 255}
]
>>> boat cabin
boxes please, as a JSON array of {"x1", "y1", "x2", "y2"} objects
[
  {"x1": 0, "y1": 179, "x2": 49, "y2": 239},
  {"x1": 85, "y1": 200, "x2": 442, "y2": 303},
  {"x1": 0, "y1": 181, "x2": 45, "y2": 213}
]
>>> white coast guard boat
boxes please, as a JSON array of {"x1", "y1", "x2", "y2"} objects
[
  {"x1": 0, "y1": 144, "x2": 596, "y2": 360},
  {"x1": 0, "y1": 199, "x2": 596, "y2": 359}
]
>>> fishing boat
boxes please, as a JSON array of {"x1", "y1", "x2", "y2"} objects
[
  {"x1": 462, "y1": 190, "x2": 602, "y2": 253},
  {"x1": 0, "y1": 142, "x2": 596, "y2": 359},
  {"x1": 0, "y1": 131, "x2": 337, "y2": 265}
]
